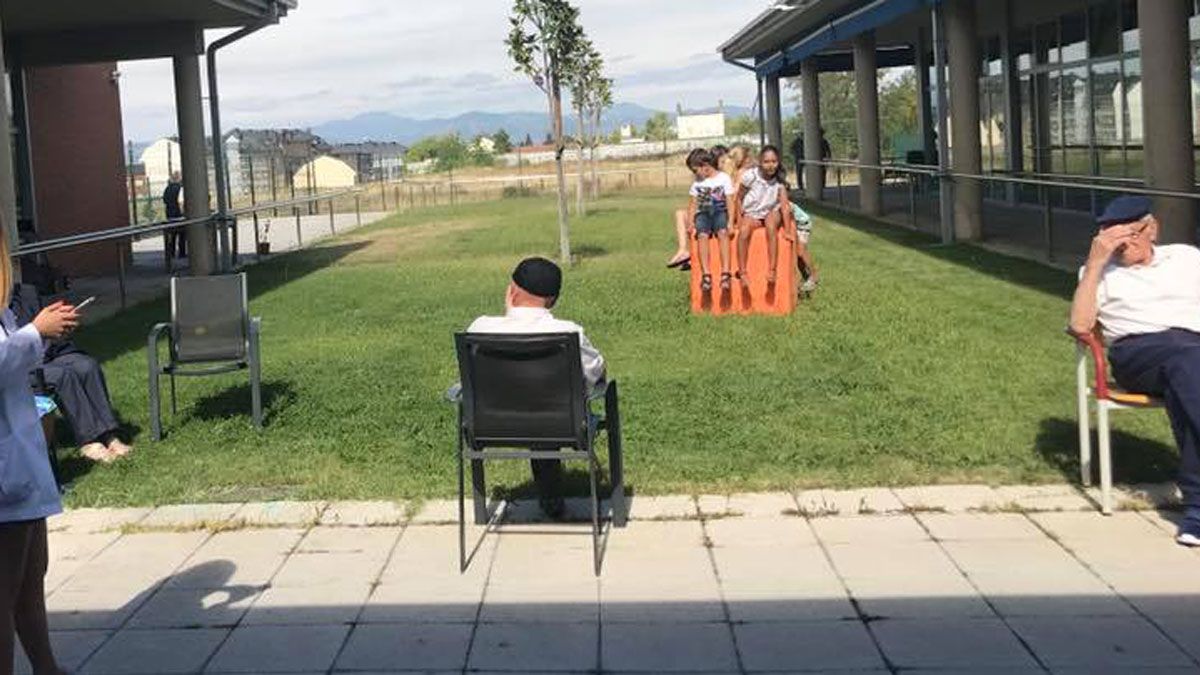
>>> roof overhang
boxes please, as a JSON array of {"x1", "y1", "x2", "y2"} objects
[
  {"x1": 721, "y1": 0, "x2": 937, "y2": 78},
  {"x1": 2, "y1": 0, "x2": 296, "y2": 66}
]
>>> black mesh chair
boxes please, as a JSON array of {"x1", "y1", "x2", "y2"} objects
[
  {"x1": 148, "y1": 273, "x2": 262, "y2": 440},
  {"x1": 453, "y1": 332, "x2": 626, "y2": 575}
]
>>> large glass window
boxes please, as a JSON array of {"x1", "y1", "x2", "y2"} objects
[
  {"x1": 1090, "y1": 0, "x2": 1121, "y2": 58},
  {"x1": 1062, "y1": 66, "x2": 1090, "y2": 173},
  {"x1": 1036, "y1": 21, "x2": 1059, "y2": 65},
  {"x1": 1091, "y1": 61, "x2": 1122, "y2": 176},
  {"x1": 1061, "y1": 12, "x2": 1088, "y2": 63},
  {"x1": 1122, "y1": 57, "x2": 1142, "y2": 178},
  {"x1": 1121, "y1": 0, "x2": 1139, "y2": 53}
]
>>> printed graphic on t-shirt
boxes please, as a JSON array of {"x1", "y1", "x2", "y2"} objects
[{"x1": 690, "y1": 173, "x2": 733, "y2": 210}]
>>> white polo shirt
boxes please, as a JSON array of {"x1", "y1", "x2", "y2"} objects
[
  {"x1": 466, "y1": 306, "x2": 606, "y2": 389},
  {"x1": 1087, "y1": 244, "x2": 1200, "y2": 343}
]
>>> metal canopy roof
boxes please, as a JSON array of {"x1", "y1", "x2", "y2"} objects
[
  {"x1": 720, "y1": 0, "x2": 936, "y2": 77},
  {"x1": 0, "y1": 0, "x2": 296, "y2": 35}
]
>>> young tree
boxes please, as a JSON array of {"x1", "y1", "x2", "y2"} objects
[
  {"x1": 507, "y1": 0, "x2": 586, "y2": 263},
  {"x1": 522, "y1": 133, "x2": 534, "y2": 147},
  {"x1": 587, "y1": 75, "x2": 612, "y2": 200},
  {"x1": 492, "y1": 129, "x2": 514, "y2": 154},
  {"x1": 644, "y1": 111, "x2": 676, "y2": 142},
  {"x1": 567, "y1": 43, "x2": 603, "y2": 217}
]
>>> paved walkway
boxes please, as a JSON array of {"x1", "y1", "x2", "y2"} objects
[{"x1": 21, "y1": 487, "x2": 1200, "y2": 674}]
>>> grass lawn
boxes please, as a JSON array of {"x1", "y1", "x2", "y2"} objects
[{"x1": 62, "y1": 192, "x2": 1179, "y2": 506}]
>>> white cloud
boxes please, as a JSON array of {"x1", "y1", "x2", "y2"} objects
[{"x1": 118, "y1": 0, "x2": 770, "y2": 141}]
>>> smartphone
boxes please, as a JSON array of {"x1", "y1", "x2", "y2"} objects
[{"x1": 75, "y1": 296, "x2": 97, "y2": 310}]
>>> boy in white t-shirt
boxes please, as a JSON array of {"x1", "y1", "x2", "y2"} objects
[{"x1": 687, "y1": 149, "x2": 734, "y2": 292}]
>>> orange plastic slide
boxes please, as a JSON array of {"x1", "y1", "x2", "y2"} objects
[{"x1": 689, "y1": 226, "x2": 796, "y2": 316}]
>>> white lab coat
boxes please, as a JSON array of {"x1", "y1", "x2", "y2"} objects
[{"x1": 0, "y1": 308, "x2": 62, "y2": 522}]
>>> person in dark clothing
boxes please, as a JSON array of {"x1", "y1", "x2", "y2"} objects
[
  {"x1": 820, "y1": 128, "x2": 832, "y2": 186},
  {"x1": 790, "y1": 135, "x2": 805, "y2": 191},
  {"x1": 10, "y1": 285, "x2": 131, "y2": 464},
  {"x1": 162, "y1": 171, "x2": 187, "y2": 259}
]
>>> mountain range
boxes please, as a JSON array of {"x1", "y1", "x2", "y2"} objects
[{"x1": 311, "y1": 102, "x2": 753, "y2": 145}]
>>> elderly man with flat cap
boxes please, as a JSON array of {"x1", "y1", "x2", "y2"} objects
[
  {"x1": 1070, "y1": 195, "x2": 1200, "y2": 546},
  {"x1": 466, "y1": 257, "x2": 606, "y2": 518}
]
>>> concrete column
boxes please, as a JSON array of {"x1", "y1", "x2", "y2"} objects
[
  {"x1": 946, "y1": 0, "x2": 983, "y2": 241},
  {"x1": 800, "y1": 59, "x2": 824, "y2": 200},
  {"x1": 172, "y1": 53, "x2": 215, "y2": 275},
  {"x1": 1139, "y1": 0, "x2": 1196, "y2": 244},
  {"x1": 914, "y1": 29, "x2": 936, "y2": 164},
  {"x1": 853, "y1": 32, "x2": 882, "y2": 216},
  {"x1": 0, "y1": 11, "x2": 21, "y2": 257},
  {"x1": 764, "y1": 74, "x2": 783, "y2": 149}
]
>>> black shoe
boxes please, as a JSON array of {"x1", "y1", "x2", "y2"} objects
[{"x1": 539, "y1": 494, "x2": 566, "y2": 520}]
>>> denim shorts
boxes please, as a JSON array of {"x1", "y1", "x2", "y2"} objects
[{"x1": 695, "y1": 208, "x2": 728, "y2": 236}]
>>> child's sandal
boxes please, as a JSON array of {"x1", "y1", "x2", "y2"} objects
[
  {"x1": 720, "y1": 273, "x2": 732, "y2": 290},
  {"x1": 701, "y1": 274, "x2": 713, "y2": 291}
]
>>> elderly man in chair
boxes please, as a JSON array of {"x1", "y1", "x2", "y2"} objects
[
  {"x1": 1069, "y1": 195, "x2": 1200, "y2": 546},
  {"x1": 466, "y1": 257, "x2": 606, "y2": 519}
]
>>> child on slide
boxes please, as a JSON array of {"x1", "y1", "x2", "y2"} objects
[
  {"x1": 687, "y1": 149, "x2": 734, "y2": 291},
  {"x1": 667, "y1": 149, "x2": 708, "y2": 269},
  {"x1": 735, "y1": 145, "x2": 789, "y2": 286},
  {"x1": 788, "y1": 200, "x2": 820, "y2": 295}
]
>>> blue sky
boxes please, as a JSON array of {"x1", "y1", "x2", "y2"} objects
[{"x1": 118, "y1": 0, "x2": 773, "y2": 142}]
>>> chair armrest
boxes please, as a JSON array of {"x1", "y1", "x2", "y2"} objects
[
  {"x1": 445, "y1": 382, "x2": 462, "y2": 404},
  {"x1": 249, "y1": 317, "x2": 262, "y2": 335},
  {"x1": 148, "y1": 322, "x2": 172, "y2": 371},
  {"x1": 1067, "y1": 327, "x2": 1110, "y2": 400}
]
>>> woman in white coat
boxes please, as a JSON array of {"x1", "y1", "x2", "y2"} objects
[{"x1": 0, "y1": 231, "x2": 77, "y2": 675}]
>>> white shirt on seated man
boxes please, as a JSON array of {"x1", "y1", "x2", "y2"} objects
[{"x1": 465, "y1": 257, "x2": 606, "y2": 518}]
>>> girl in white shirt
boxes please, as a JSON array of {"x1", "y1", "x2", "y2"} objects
[
  {"x1": 735, "y1": 146, "x2": 790, "y2": 286},
  {"x1": 0, "y1": 231, "x2": 77, "y2": 675}
]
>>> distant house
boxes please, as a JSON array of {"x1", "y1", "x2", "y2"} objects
[
  {"x1": 474, "y1": 136, "x2": 496, "y2": 153},
  {"x1": 225, "y1": 128, "x2": 329, "y2": 198},
  {"x1": 139, "y1": 137, "x2": 183, "y2": 194},
  {"x1": 330, "y1": 142, "x2": 407, "y2": 182},
  {"x1": 676, "y1": 102, "x2": 726, "y2": 140},
  {"x1": 293, "y1": 155, "x2": 357, "y2": 190}
]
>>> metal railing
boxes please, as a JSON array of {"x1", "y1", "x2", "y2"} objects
[
  {"x1": 795, "y1": 157, "x2": 1200, "y2": 264},
  {"x1": 14, "y1": 187, "x2": 365, "y2": 311}
]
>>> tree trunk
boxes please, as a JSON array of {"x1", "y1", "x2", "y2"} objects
[
  {"x1": 575, "y1": 104, "x2": 586, "y2": 218},
  {"x1": 548, "y1": 80, "x2": 571, "y2": 264},
  {"x1": 590, "y1": 107, "x2": 600, "y2": 200}
]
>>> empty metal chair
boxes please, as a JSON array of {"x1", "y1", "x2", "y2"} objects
[
  {"x1": 453, "y1": 332, "x2": 626, "y2": 575},
  {"x1": 148, "y1": 273, "x2": 262, "y2": 440}
]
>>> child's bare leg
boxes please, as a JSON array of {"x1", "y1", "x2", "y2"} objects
[
  {"x1": 697, "y1": 232, "x2": 712, "y2": 276},
  {"x1": 718, "y1": 228, "x2": 731, "y2": 275},
  {"x1": 797, "y1": 241, "x2": 818, "y2": 280},
  {"x1": 764, "y1": 209, "x2": 782, "y2": 283},
  {"x1": 668, "y1": 209, "x2": 689, "y2": 264},
  {"x1": 736, "y1": 220, "x2": 753, "y2": 282}
]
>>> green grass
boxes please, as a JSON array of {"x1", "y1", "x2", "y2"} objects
[{"x1": 61, "y1": 192, "x2": 1178, "y2": 506}]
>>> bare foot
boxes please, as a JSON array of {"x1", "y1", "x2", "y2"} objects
[
  {"x1": 667, "y1": 251, "x2": 690, "y2": 267},
  {"x1": 107, "y1": 439, "x2": 133, "y2": 458},
  {"x1": 80, "y1": 442, "x2": 116, "y2": 464}
]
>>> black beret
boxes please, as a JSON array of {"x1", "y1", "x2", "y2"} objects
[{"x1": 512, "y1": 257, "x2": 562, "y2": 298}]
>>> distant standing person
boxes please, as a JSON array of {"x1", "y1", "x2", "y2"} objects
[
  {"x1": 820, "y1": 129, "x2": 832, "y2": 186},
  {"x1": 162, "y1": 171, "x2": 186, "y2": 260},
  {"x1": 790, "y1": 134, "x2": 805, "y2": 192}
]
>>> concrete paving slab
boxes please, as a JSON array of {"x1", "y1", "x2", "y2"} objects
[
  {"x1": 335, "y1": 623, "x2": 473, "y2": 672},
  {"x1": 360, "y1": 577, "x2": 486, "y2": 624},
  {"x1": 230, "y1": 500, "x2": 326, "y2": 527},
  {"x1": 795, "y1": 488, "x2": 906, "y2": 516},
  {"x1": 872, "y1": 618, "x2": 1040, "y2": 669},
  {"x1": 138, "y1": 503, "x2": 243, "y2": 529},
  {"x1": 242, "y1": 582, "x2": 371, "y2": 625},
  {"x1": 810, "y1": 515, "x2": 928, "y2": 544},
  {"x1": 14, "y1": 630, "x2": 109, "y2": 675},
  {"x1": 1153, "y1": 614, "x2": 1200, "y2": 661},
  {"x1": 410, "y1": 499, "x2": 459, "y2": 524},
  {"x1": 892, "y1": 484, "x2": 1004, "y2": 513},
  {"x1": 1029, "y1": 511, "x2": 1165, "y2": 542},
  {"x1": 1010, "y1": 616, "x2": 1195, "y2": 668},
  {"x1": 47, "y1": 586, "x2": 156, "y2": 630},
  {"x1": 1083, "y1": 482, "x2": 1181, "y2": 511},
  {"x1": 992, "y1": 484, "x2": 1094, "y2": 512},
  {"x1": 295, "y1": 526, "x2": 400, "y2": 558},
  {"x1": 80, "y1": 628, "x2": 227, "y2": 674},
  {"x1": 320, "y1": 500, "x2": 409, "y2": 526},
  {"x1": 735, "y1": 621, "x2": 886, "y2": 671},
  {"x1": 918, "y1": 513, "x2": 1045, "y2": 541},
  {"x1": 128, "y1": 587, "x2": 259, "y2": 628},
  {"x1": 48, "y1": 508, "x2": 153, "y2": 534},
  {"x1": 627, "y1": 494, "x2": 697, "y2": 520},
  {"x1": 705, "y1": 516, "x2": 817, "y2": 548},
  {"x1": 602, "y1": 622, "x2": 738, "y2": 672},
  {"x1": 468, "y1": 622, "x2": 597, "y2": 672},
  {"x1": 270, "y1": 551, "x2": 387, "y2": 588},
  {"x1": 206, "y1": 624, "x2": 350, "y2": 673},
  {"x1": 722, "y1": 492, "x2": 797, "y2": 518},
  {"x1": 722, "y1": 585, "x2": 857, "y2": 622}
]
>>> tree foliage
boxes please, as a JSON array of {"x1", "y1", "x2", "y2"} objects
[
  {"x1": 785, "y1": 67, "x2": 920, "y2": 163},
  {"x1": 644, "y1": 111, "x2": 676, "y2": 142},
  {"x1": 491, "y1": 129, "x2": 513, "y2": 154}
]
